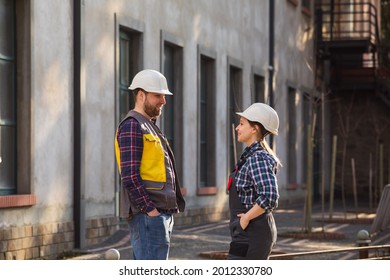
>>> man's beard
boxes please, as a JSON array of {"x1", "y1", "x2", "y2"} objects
[{"x1": 144, "y1": 101, "x2": 162, "y2": 119}]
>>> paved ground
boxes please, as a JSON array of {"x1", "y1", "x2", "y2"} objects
[{"x1": 70, "y1": 203, "x2": 390, "y2": 260}]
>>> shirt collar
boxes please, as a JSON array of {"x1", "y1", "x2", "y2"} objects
[{"x1": 241, "y1": 141, "x2": 264, "y2": 159}]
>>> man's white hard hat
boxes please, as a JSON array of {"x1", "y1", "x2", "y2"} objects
[
  {"x1": 236, "y1": 103, "x2": 279, "y2": 135},
  {"x1": 129, "y1": 69, "x2": 173, "y2": 95}
]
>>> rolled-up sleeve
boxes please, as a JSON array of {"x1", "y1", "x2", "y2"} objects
[{"x1": 249, "y1": 155, "x2": 279, "y2": 211}]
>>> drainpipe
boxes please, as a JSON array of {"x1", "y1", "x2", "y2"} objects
[
  {"x1": 268, "y1": 0, "x2": 274, "y2": 107},
  {"x1": 73, "y1": 0, "x2": 85, "y2": 249},
  {"x1": 268, "y1": 0, "x2": 275, "y2": 146}
]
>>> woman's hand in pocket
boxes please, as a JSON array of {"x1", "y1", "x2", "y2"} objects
[{"x1": 237, "y1": 213, "x2": 250, "y2": 230}]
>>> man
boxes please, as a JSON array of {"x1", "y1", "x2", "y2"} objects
[{"x1": 115, "y1": 69, "x2": 185, "y2": 260}]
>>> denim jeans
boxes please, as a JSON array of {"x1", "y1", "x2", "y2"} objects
[{"x1": 128, "y1": 213, "x2": 174, "y2": 260}]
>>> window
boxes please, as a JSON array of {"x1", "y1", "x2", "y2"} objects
[
  {"x1": 252, "y1": 71, "x2": 265, "y2": 103},
  {"x1": 302, "y1": 0, "x2": 312, "y2": 16},
  {"x1": 288, "y1": 87, "x2": 298, "y2": 189},
  {"x1": 115, "y1": 17, "x2": 144, "y2": 215},
  {"x1": 0, "y1": 0, "x2": 35, "y2": 207},
  {"x1": 197, "y1": 46, "x2": 217, "y2": 193},
  {"x1": 119, "y1": 28, "x2": 143, "y2": 121},
  {"x1": 161, "y1": 33, "x2": 184, "y2": 181},
  {"x1": 0, "y1": 0, "x2": 16, "y2": 195},
  {"x1": 227, "y1": 58, "x2": 243, "y2": 172}
]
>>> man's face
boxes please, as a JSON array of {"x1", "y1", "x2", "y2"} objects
[{"x1": 143, "y1": 92, "x2": 166, "y2": 119}]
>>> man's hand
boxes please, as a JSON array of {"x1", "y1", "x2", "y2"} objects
[{"x1": 147, "y1": 208, "x2": 160, "y2": 216}]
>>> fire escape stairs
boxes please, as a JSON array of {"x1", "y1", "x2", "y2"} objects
[{"x1": 316, "y1": 1, "x2": 390, "y2": 107}]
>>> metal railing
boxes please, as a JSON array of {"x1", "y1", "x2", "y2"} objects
[
  {"x1": 316, "y1": 1, "x2": 380, "y2": 46},
  {"x1": 316, "y1": 2, "x2": 390, "y2": 70},
  {"x1": 270, "y1": 244, "x2": 390, "y2": 260}
]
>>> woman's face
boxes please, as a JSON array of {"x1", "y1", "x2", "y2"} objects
[{"x1": 235, "y1": 117, "x2": 258, "y2": 146}]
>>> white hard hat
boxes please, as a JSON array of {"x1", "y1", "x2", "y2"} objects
[
  {"x1": 129, "y1": 69, "x2": 172, "y2": 95},
  {"x1": 236, "y1": 103, "x2": 279, "y2": 135}
]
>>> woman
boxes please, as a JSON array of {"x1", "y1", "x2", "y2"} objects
[{"x1": 228, "y1": 103, "x2": 281, "y2": 260}]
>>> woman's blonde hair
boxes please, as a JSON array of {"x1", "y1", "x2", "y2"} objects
[{"x1": 249, "y1": 120, "x2": 282, "y2": 167}]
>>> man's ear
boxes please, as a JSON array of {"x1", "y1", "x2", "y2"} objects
[{"x1": 136, "y1": 89, "x2": 145, "y2": 100}]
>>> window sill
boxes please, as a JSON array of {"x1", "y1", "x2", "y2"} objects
[
  {"x1": 287, "y1": 183, "x2": 298, "y2": 190},
  {"x1": 0, "y1": 194, "x2": 37, "y2": 208},
  {"x1": 197, "y1": 186, "x2": 218, "y2": 196},
  {"x1": 287, "y1": 0, "x2": 298, "y2": 7}
]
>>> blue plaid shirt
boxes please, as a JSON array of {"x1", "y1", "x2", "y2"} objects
[{"x1": 234, "y1": 142, "x2": 279, "y2": 212}]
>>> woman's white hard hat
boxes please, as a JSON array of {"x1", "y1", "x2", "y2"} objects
[
  {"x1": 236, "y1": 103, "x2": 279, "y2": 135},
  {"x1": 129, "y1": 69, "x2": 173, "y2": 95}
]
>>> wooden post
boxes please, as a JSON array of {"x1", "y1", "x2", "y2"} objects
[
  {"x1": 305, "y1": 124, "x2": 313, "y2": 233},
  {"x1": 329, "y1": 135, "x2": 337, "y2": 219},
  {"x1": 369, "y1": 153, "x2": 373, "y2": 210},
  {"x1": 351, "y1": 158, "x2": 358, "y2": 218},
  {"x1": 379, "y1": 142, "x2": 384, "y2": 195}
]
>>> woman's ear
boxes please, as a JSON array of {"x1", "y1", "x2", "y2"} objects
[{"x1": 254, "y1": 124, "x2": 261, "y2": 136}]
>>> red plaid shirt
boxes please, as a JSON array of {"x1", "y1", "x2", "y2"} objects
[{"x1": 116, "y1": 117, "x2": 156, "y2": 213}]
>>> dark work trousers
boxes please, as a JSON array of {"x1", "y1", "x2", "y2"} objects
[{"x1": 228, "y1": 174, "x2": 277, "y2": 260}]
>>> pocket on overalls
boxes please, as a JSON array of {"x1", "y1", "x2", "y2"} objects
[
  {"x1": 229, "y1": 218, "x2": 249, "y2": 258},
  {"x1": 230, "y1": 217, "x2": 247, "y2": 241}
]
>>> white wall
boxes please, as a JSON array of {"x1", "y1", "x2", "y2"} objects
[{"x1": 28, "y1": 0, "x2": 74, "y2": 226}]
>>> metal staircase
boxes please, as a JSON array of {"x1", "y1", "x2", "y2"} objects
[{"x1": 316, "y1": 0, "x2": 390, "y2": 106}]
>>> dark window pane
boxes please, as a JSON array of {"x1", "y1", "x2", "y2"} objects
[
  {"x1": 253, "y1": 74, "x2": 265, "y2": 103},
  {"x1": 0, "y1": 0, "x2": 16, "y2": 195},
  {"x1": 302, "y1": 0, "x2": 311, "y2": 10},
  {"x1": 119, "y1": 29, "x2": 141, "y2": 117},
  {"x1": 120, "y1": 37, "x2": 130, "y2": 85},
  {"x1": 229, "y1": 66, "x2": 242, "y2": 170},
  {"x1": 163, "y1": 44, "x2": 175, "y2": 150},
  {"x1": 199, "y1": 56, "x2": 216, "y2": 186},
  {"x1": 0, "y1": 0, "x2": 15, "y2": 57},
  {"x1": 0, "y1": 60, "x2": 16, "y2": 123},
  {"x1": 0, "y1": 126, "x2": 16, "y2": 194},
  {"x1": 119, "y1": 89, "x2": 130, "y2": 121}
]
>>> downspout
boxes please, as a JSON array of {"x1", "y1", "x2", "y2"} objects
[
  {"x1": 73, "y1": 0, "x2": 85, "y2": 249},
  {"x1": 268, "y1": 0, "x2": 274, "y2": 107},
  {"x1": 268, "y1": 0, "x2": 275, "y2": 146}
]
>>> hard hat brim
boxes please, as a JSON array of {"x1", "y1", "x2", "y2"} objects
[{"x1": 128, "y1": 85, "x2": 173, "y2": 95}]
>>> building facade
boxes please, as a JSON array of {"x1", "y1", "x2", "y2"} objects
[{"x1": 0, "y1": 0, "x2": 319, "y2": 259}]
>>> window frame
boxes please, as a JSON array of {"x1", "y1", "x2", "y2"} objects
[
  {"x1": 117, "y1": 25, "x2": 144, "y2": 121},
  {"x1": 160, "y1": 30, "x2": 184, "y2": 185},
  {"x1": 114, "y1": 14, "x2": 144, "y2": 215},
  {"x1": 287, "y1": 86, "x2": 298, "y2": 190},
  {"x1": 251, "y1": 66, "x2": 266, "y2": 104},
  {"x1": 0, "y1": 0, "x2": 36, "y2": 208},
  {"x1": 227, "y1": 56, "x2": 243, "y2": 174},
  {"x1": 196, "y1": 45, "x2": 217, "y2": 195}
]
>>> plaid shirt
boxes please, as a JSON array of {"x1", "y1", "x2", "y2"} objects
[
  {"x1": 234, "y1": 142, "x2": 279, "y2": 212},
  {"x1": 116, "y1": 117, "x2": 156, "y2": 213}
]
